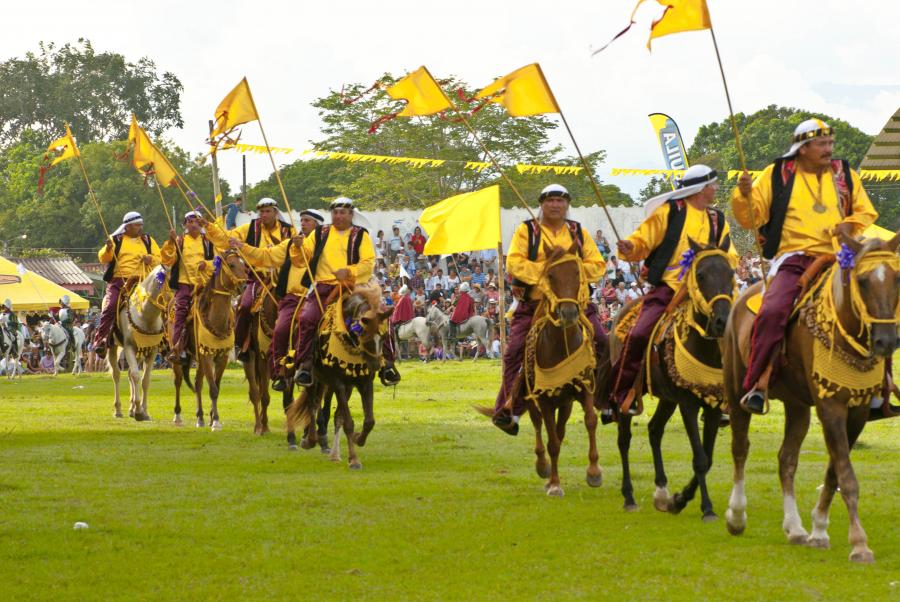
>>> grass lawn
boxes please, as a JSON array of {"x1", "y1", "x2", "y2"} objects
[{"x1": 1, "y1": 360, "x2": 898, "y2": 601}]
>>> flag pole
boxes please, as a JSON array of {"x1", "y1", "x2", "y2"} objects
[
  {"x1": 496, "y1": 241, "x2": 506, "y2": 355},
  {"x1": 153, "y1": 177, "x2": 177, "y2": 233},
  {"x1": 208, "y1": 120, "x2": 223, "y2": 219},
  {"x1": 71, "y1": 141, "x2": 110, "y2": 239}
]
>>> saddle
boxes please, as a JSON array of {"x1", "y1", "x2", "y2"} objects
[{"x1": 745, "y1": 255, "x2": 835, "y2": 316}]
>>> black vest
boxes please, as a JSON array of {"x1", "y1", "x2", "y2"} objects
[
  {"x1": 298, "y1": 225, "x2": 367, "y2": 291},
  {"x1": 168, "y1": 234, "x2": 215, "y2": 287},
  {"x1": 102, "y1": 234, "x2": 153, "y2": 283},
  {"x1": 510, "y1": 219, "x2": 585, "y2": 296},
  {"x1": 246, "y1": 218, "x2": 294, "y2": 294},
  {"x1": 644, "y1": 199, "x2": 727, "y2": 286},
  {"x1": 760, "y1": 158, "x2": 854, "y2": 260}
]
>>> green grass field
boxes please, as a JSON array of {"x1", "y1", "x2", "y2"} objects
[{"x1": 1, "y1": 361, "x2": 898, "y2": 601}]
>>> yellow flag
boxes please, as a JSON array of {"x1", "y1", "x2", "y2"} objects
[
  {"x1": 475, "y1": 63, "x2": 559, "y2": 117},
  {"x1": 211, "y1": 77, "x2": 259, "y2": 139},
  {"x1": 387, "y1": 66, "x2": 452, "y2": 117},
  {"x1": 647, "y1": 0, "x2": 711, "y2": 48},
  {"x1": 420, "y1": 186, "x2": 500, "y2": 255},
  {"x1": 128, "y1": 115, "x2": 178, "y2": 187},
  {"x1": 48, "y1": 124, "x2": 80, "y2": 166}
]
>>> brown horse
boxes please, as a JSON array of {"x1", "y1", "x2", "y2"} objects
[
  {"x1": 493, "y1": 244, "x2": 603, "y2": 497},
  {"x1": 610, "y1": 240, "x2": 735, "y2": 517},
  {"x1": 723, "y1": 232, "x2": 900, "y2": 563},
  {"x1": 286, "y1": 281, "x2": 392, "y2": 470},
  {"x1": 240, "y1": 281, "x2": 279, "y2": 435},
  {"x1": 172, "y1": 250, "x2": 247, "y2": 430}
]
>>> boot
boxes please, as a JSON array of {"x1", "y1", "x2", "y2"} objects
[
  {"x1": 739, "y1": 389, "x2": 767, "y2": 415},
  {"x1": 296, "y1": 358, "x2": 314, "y2": 387},
  {"x1": 379, "y1": 363, "x2": 401, "y2": 386},
  {"x1": 491, "y1": 409, "x2": 519, "y2": 436}
]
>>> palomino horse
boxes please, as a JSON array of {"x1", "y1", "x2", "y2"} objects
[
  {"x1": 171, "y1": 250, "x2": 247, "y2": 430},
  {"x1": 0, "y1": 316, "x2": 25, "y2": 378},
  {"x1": 108, "y1": 265, "x2": 169, "y2": 421},
  {"x1": 610, "y1": 240, "x2": 735, "y2": 517},
  {"x1": 286, "y1": 280, "x2": 392, "y2": 469},
  {"x1": 40, "y1": 321, "x2": 85, "y2": 375},
  {"x1": 394, "y1": 316, "x2": 434, "y2": 360},
  {"x1": 723, "y1": 232, "x2": 900, "y2": 563},
  {"x1": 426, "y1": 304, "x2": 494, "y2": 359}
]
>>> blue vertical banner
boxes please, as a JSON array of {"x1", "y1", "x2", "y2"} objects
[{"x1": 648, "y1": 113, "x2": 689, "y2": 189}]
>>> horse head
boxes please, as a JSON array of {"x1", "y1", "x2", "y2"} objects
[
  {"x1": 684, "y1": 238, "x2": 736, "y2": 338},
  {"x1": 343, "y1": 280, "x2": 393, "y2": 346},
  {"x1": 835, "y1": 230, "x2": 900, "y2": 357},
  {"x1": 540, "y1": 242, "x2": 583, "y2": 328},
  {"x1": 143, "y1": 265, "x2": 169, "y2": 299},
  {"x1": 215, "y1": 249, "x2": 249, "y2": 291}
]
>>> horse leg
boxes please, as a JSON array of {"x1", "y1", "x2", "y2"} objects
[
  {"x1": 528, "y1": 401, "x2": 549, "y2": 479},
  {"x1": 329, "y1": 398, "x2": 343, "y2": 463},
  {"x1": 194, "y1": 359, "x2": 205, "y2": 428},
  {"x1": 617, "y1": 413, "x2": 637, "y2": 510},
  {"x1": 208, "y1": 356, "x2": 226, "y2": 431},
  {"x1": 352, "y1": 380, "x2": 375, "y2": 447},
  {"x1": 258, "y1": 354, "x2": 271, "y2": 435},
  {"x1": 139, "y1": 357, "x2": 152, "y2": 421},
  {"x1": 317, "y1": 389, "x2": 333, "y2": 453},
  {"x1": 539, "y1": 400, "x2": 563, "y2": 497},
  {"x1": 816, "y1": 402, "x2": 873, "y2": 563},
  {"x1": 245, "y1": 356, "x2": 261, "y2": 434},
  {"x1": 582, "y1": 392, "x2": 603, "y2": 489},
  {"x1": 648, "y1": 397, "x2": 678, "y2": 511},
  {"x1": 725, "y1": 405, "x2": 752, "y2": 536},
  {"x1": 172, "y1": 357, "x2": 183, "y2": 425},
  {"x1": 669, "y1": 400, "x2": 714, "y2": 520},
  {"x1": 110, "y1": 343, "x2": 123, "y2": 418},
  {"x1": 779, "y1": 401, "x2": 811, "y2": 544},
  {"x1": 339, "y1": 392, "x2": 361, "y2": 470},
  {"x1": 124, "y1": 347, "x2": 144, "y2": 420}
]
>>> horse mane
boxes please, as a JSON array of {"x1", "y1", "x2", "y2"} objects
[{"x1": 351, "y1": 279, "x2": 383, "y2": 310}]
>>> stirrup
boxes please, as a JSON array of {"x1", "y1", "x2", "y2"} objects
[
  {"x1": 739, "y1": 389, "x2": 769, "y2": 415},
  {"x1": 379, "y1": 366, "x2": 401, "y2": 386},
  {"x1": 620, "y1": 389, "x2": 643, "y2": 416}
]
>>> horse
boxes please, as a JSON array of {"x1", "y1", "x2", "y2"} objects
[
  {"x1": 426, "y1": 304, "x2": 494, "y2": 360},
  {"x1": 108, "y1": 265, "x2": 169, "y2": 421},
  {"x1": 40, "y1": 321, "x2": 85, "y2": 375},
  {"x1": 394, "y1": 316, "x2": 434, "y2": 360},
  {"x1": 286, "y1": 280, "x2": 393, "y2": 470},
  {"x1": 723, "y1": 232, "x2": 900, "y2": 563},
  {"x1": 609, "y1": 240, "x2": 735, "y2": 517},
  {"x1": 239, "y1": 279, "x2": 280, "y2": 435},
  {"x1": 0, "y1": 316, "x2": 26, "y2": 378},
  {"x1": 171, "y1": 251, "x2": 247, "y2": 430}
]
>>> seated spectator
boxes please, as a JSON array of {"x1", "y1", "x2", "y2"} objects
[{"x1": 39, "y1": 351, "x2": 55, "y2": 374}]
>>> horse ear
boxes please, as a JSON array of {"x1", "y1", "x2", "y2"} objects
[
  {"x1": 889, "y1": 230, "x2": 900, "y2": 254},
  {"x1": 839, "y1": 230, "x2": 863, "y2": 255},
  {"x1": 687, "y1": 237, "x2": 703, "y2": 254}
]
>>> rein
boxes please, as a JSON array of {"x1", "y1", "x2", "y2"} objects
[
  {"x1": 831, "y1": 251, "x2": 900, "y2": 356},
  {"x1": 127, "y1": 272, "x2": 168, "y2": 336},
  {"x1": 678, "y1": 248, "x2": 737, "y2": 338},
  {"x1": 536, "y1": 254, "x2": 589, "y2": 328}
]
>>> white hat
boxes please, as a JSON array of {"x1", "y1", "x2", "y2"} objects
[
  {"x1": 112, "y1": 211, "x2": 143, "y2": 236},
  {"x1": 3, "y1": 299, "x2": 11, "y2": 310},
  {"x1": 300, "y1": 209, "x2": 325, "y2": 224},
  {"x1": 330, "y1": 197, "x2": 355, "y2": 209},
  {"x1": 539, "y1": 184, "x2": 570, "y2": 202},
  {"x1": 60, "y1": 295, "x2": 70, "y2": 305},
  {"x1": 783, "y1": 118, "x2": 834, "y2": 158},
  {"x1": 460, "y1": 282, "x2": 470, "y2": 292},
  {"x1": 256, "y1": 197, "x2": 278, "y2": 209},
  {"x1": 183, "y1": 210, "x2": 202, "y2": 222},
  {"x1": 399, "y1": 285, "x2": 409, "y2": 295},
  {"x1": 642, "y1": 165, "x2": 718, "y2": 216}
]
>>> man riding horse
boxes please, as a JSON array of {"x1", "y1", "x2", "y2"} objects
[
  {"x1": 390, "y1": 284, "x2": 415, "y2": 357},
  {"x1": 214, "y1": 208, "x2": 324, "y2": 391},
  {"x1": 732, "y1": 119, "x2": 883, "y2": 415},
  {"x1": 611, "y1": 164, "x2": 734, "y2": 416},
  {"x1": 92, "y1": 211, "x2": 162, "y2": 360},
  {"x1": 221, "y1": 197, "x2": 296, "y2": 362},
  {"x1": 160, "y1": 210, "x2": 222, "y2": 362},
  {"x1": 491, "y1": 184, "x2": 607, "y2": 435},
  {"x1": 291, "y1": 197, "x2": 400, "y2": 388},
  {"x1": 448, "y1": 281, "x2": 475, "y2": 352},
  {"x1": 0, "y1": 299, "x2": 21, "y2": 358},
  {"x1": 52, "y1": 295, "x2": 76, "y2": 356}
]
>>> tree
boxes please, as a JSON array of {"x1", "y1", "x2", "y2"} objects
[
  {"x1": 307, "y1": 75, "x2": 632, "y2": 209},
  {"x1": 245, "y1": 157, "x2": 357, "y2": 210},
  {"x1": 0, "y1": 39, "x2": 183, "y2": 148}
]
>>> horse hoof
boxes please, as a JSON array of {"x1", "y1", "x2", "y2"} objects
[
  {"x1": 586, "y1": 472, "x2": 603, "y2": 488},
  {"x1": 260, "y1": 425, "x2": 270, "y2": 435},
  {"x1": 319, "y1": 445, "x2": 331, "y2": 455},
  {"x1": 196, "y1": 420, "x2": 205, "y2": 428},
  {"x1": 173, "y1": 415, "x2": 182, "y2": 426},
  {"x1": 702, "y1": 512, "x2": 719, "y2": 523},
  {"x1": 624, "y1": 503, "x2": 639, "y2": 513},
  {"x1": 300, "y1": 438, "x2": 316, "y2": 450},
  {"x1": 667, "y1": 494, "x2": 686, "y2": 515},
  {"x1": 211, "y1": 421, "x2": 222, "y2": 432},
  {"x1": 287, "y1": 443, "x2": 298, "y2": 452},
  {"x1": 535, "y1": 462, "x2": 551, "y2": 479},
  {"x1": 349, "y1": 461, "x2": 362, "y2": 470},
  {"x1": 849, "y1": 548, "x2": 875, "y2": 564},
  {"x1": 329, "y1": 453, "x2": 341, "y2": 463},
  {"x1": 806, "y1": 536, "x2": 830, "y2": 549},
  {"x1": 653, "y1": 487, "x2": 671, "y2": 513},
  {"x1": 128, "y1": 409, "x2": 135, "y2": 418},
  {"x1": 546, "y1": 485, "x2": 564, "y2": 497},
  {"x1": 134, "y1": 413, "x2": 150, "y2": 422},
  {"x1": 787, "y1": 530, "x2": 809, "y2": 545},
  {"x1": 725, "y1": 509, "x2": 746, "y2": 536}
]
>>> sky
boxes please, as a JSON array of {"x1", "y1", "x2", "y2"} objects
[{"x1": 4, "y1": 0, "x2": 899, "y2": 200}]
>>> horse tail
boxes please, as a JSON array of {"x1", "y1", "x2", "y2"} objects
[
  {"x1": 472, "y1": 405, "x2": 494, "y2": 419},
  {"x1": 181, "y1": 355, "x2": 195, "y2": 392},
  {"x1": 286, "y1": 386, "x2": 316, "y2": 433}
]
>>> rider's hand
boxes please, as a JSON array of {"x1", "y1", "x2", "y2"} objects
[
  {"x1": 197, "y1": 217, "x2": 209, "y2": 228},
  {"x1": 616, "y1": 240, "x2": 634, "y2": 256},
  {"x1": 229, "y1": 238, "x2": 244, "y2": 249},
  {"x1": 738, "y1": 170, "x2": 753, "y2": 197},
  {"x1": 168, "y1": 229, "x2": 177, "y2": 242},
  {"x1": 335, "y1": 268, "x2": 350, "y2": 281},
  {"x1": 198, "y1": 261, "x2": 207, "y2": 272},
  {"x1": 142, "y1": 255, "x2": 153, "y2": 266},
  {"x1": 105, "y1": 239, "x2": 114, "y2": 251},
  {"x1": 291, "y1": 234, "x2": 304, "y2": 247},
  {"x1": 832, "y1": 222, "x2": 854, "y2": 240}
]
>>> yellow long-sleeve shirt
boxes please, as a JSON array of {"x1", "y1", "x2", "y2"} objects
[
  {"x1": 731, "y1": 163, "x2": 877, "y2": 256},
  {"x1": 621, "y1": 201, "x2": 737, "y2": 290},
  {"x1": 290, "y1": 227, "x2": 375, "y2": 285},
  {"x1": 97, "y1": 235, "x2": 161, "y2": 279},
  {"x1": 237, "y1": 237, "x2": 309, "y2": 296},
  {"x1": 507, "y1": 221, "x2": 606, "y2": 302},
  {"x1": 219, "y1": 219, "x2": 296, "y2": 278},
  {"x1": 160, "y1": 234, "x2": 220, "y2": 286}
]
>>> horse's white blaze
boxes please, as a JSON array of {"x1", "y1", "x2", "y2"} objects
[
  {"x1": 871, "y1": 264, "x2": 888, "y2": 285},
  {"x1": 782, "y1": 494, "x2": 807, "y2": 541}
]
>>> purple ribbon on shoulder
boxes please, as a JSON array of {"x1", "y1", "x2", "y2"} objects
[
  {"x1": 836, "y1": 243, "x2": 856, "y2": 271},
  {"x1": 677, "y1": 248, "x2": 696, "y2": 281}
]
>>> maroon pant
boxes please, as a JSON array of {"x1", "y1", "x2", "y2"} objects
[
  {"x1": 234, "y1": 280, "x2": 258, "y2": 350},
  {"x1": 610, "y1": 284, "x2": 675, "y2": 405},
  {"x1": 272, "y1": 293, "x2": 303, "y2": 376},
  {"x1": 171, "y1": 284, "x2": 194, "y2": 349},
  {"x1": 744, "y1": 254, "x2": 816, "y2": 391},
  {"x1": 297, "y1": 283, "x2": 396, "y2": 366},
  {"x1": 494, "y1": 300, "x2": 607, "y2": 417},
  {"x1": 93, "y1": 278, "x2": 124, "y2": 346}
]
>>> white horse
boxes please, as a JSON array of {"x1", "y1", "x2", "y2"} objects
[
  {"x1": 40, "y1": 321, "x2": 85, "y2": 375},
  {"x1": 426, "y1": 304, "x2": 495, "y2": 360},
  {"x1": 0, "y1": 316, "x2": 26, "y2": 378},
  {"x1": 108, "y1": 266, "x2": 168, "y2": 421},
  {"x1": 394, "y1": 316, "x2": 435, "y2": 361}
]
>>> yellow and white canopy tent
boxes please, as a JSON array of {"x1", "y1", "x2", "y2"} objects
[{"x1": 0, "y1": 255, "x2": 89, "y2": 311}]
